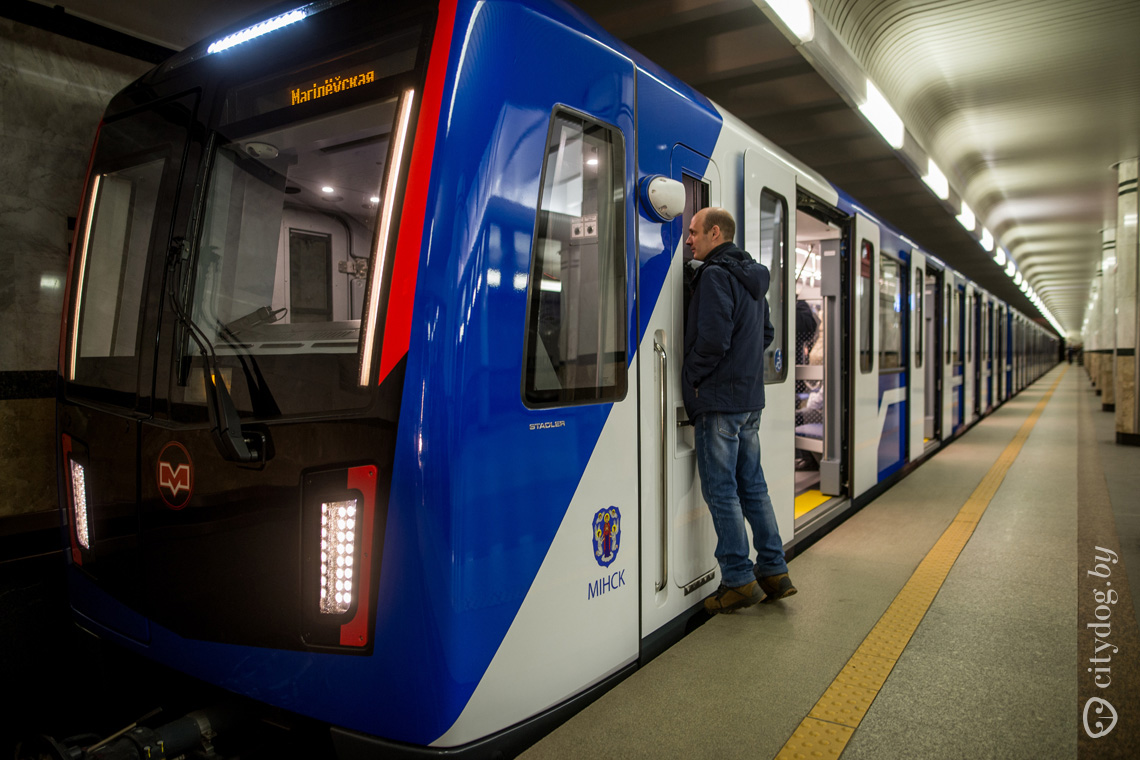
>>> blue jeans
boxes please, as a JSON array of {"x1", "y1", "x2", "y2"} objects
[{"x1": 694, "y1": 410, "x2": 788, "y2": 588}]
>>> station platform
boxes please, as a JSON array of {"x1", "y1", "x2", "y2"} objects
[{"x1": 521, "y1": 364, "x2": 1140, "y2": 759}]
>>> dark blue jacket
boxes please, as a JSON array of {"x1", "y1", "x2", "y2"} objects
[{"x1": 682, "y1": 242, "x2": 774, "y2": 418}]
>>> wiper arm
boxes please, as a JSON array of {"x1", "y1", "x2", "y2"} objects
[{"x1": 167, "y1": 237, "x2": 261, "y2": 463}]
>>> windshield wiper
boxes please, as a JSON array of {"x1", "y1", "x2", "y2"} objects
[{"x1": 167, "y1": 237, "x2": 262, "y2": 463}]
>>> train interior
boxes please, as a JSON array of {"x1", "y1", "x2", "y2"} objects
[{"x1": 792, "y1": 208, "x2": 843, "y2": 520}]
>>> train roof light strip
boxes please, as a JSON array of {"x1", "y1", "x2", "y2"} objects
[
  {"x1": 162, "y1": 0, "x2": 348, "y2": 73},
  {"x1": 207, "y1": 9, "x2": 309, "y2": 54}
]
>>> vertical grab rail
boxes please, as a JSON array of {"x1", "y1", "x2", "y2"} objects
[{"x1": 654, "y1": 337, "x2": 669, "y2": 592}]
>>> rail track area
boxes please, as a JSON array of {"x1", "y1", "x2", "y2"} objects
[
  {"x1": 4, "y1": 364, "x2": 1139, "y2": 759},
  {"x1": 523, "y1": 365, "x2": 1140, "y2": 760}
]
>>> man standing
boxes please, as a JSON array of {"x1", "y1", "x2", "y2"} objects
[{"x1": 682, "y1": 207, "x2": 797, "y2": 614}]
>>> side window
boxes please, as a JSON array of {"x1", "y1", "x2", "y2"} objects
[
  {"x1": 68, "y1": 97, "x2": 195, "y2": 403},
  {"x1": 878, "y1": 254, "x2": 903, "y2": 370},
  {"x1": 915, "y1": 266, "x2": 924, "y2": 368},
  {"x1": 859, "y1": 240, "x2": 874, "y2": 373},
  {"x1": 523, "y1": 110, "x2": 626, "y2": 407},
  {"x1": 760, "y1": 190, "x2": 789, "y2": 383}
]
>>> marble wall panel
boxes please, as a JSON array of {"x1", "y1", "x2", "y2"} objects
[
  {"x1": 0, "y1": 398, "x2": 57, "y2": 515},
  {"x1": 0, "y1": 18, "x2": 150, "y2": 372},
  {"x1": 1, "y1": 19, "x2": 150, "y2": 519}
]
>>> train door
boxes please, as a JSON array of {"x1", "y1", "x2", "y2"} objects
[
  {"x1": 876, "y1": 251, "x2": 907, "y2": 479},
  {"x1": 850, "y1": 214, "x2": 880, "y2": 498},
  {"x1": 59, "y1": 93, "x2": 201, "y2": 642},
  {"x1": 996, "y1": 304, "x2": 1006, "y2": 402},
  {"x1": 924, "y1": 266, "x2": 943, "y2": 448},
  {"x1": 964, "y1": 285, "x2": 976, "y2": 422},
  {"x1": 638, "y1": 146, "x2": 720, "y2": 638},
  {"x1": 743, "y1": 148, "x2": 796, "y2": 536},
  {"x1": 792, "y1": 203, "x2": 846, "y2": 519},
  {"x1": 908, "y1": 251, "x2": 926, "y2": 462}
]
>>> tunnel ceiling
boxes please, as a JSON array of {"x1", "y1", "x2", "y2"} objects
[{"x1": 40, "y1": 0, "x2": 1140, "y2": 336}]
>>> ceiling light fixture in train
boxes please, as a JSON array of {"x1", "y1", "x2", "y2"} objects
[
  {"x1": 956, "y1": 203, "x2": 975, "y2": 232},
  {"x1": 1014, "y1": 271, "x2": 1024, "y2": 286},
  {"x1": 762, "y1": 0, "x2": 815, "y2": 42},
  {"x1": 1005, "y1": 259, "x2": 1017, "y2": 278},
  {"x1": 922, "y1": 160, "x2": 949, "y2": 200},
  {"x1": 995, "y1": 247, "x2": 1008, "y2": 267},
  {"x1": 859, "y1": 82, "x2": 904, "y2": 149}
]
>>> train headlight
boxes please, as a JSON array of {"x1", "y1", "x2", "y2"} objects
[
  {"x1": 70, "y1": 460, "x2": 90, "y2": 550},
  {"x1": 303, "y1": 465, "x2": 382, "y2": 650},
  {"x1": 319, "y1": 499, "x2": 358, "y2": 615}
]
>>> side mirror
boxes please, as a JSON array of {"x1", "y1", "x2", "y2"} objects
[{"x1": 638, "y1": 175, "x2": 685, "y2": 222}]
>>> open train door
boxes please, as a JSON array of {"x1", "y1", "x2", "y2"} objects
[{"x1": 850, "y1": 213, "x2": 880, "y2": 499}]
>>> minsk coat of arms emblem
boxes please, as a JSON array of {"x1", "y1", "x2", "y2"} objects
[{"x1": 592, "y1": 506, "x2": 621, "y2": 567}]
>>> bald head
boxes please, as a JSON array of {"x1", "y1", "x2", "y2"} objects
[{"x1": 687, "y1": 207, "x2": 736, "y2": 261}]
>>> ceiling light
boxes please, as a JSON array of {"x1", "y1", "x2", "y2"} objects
[
  {"x1": 763, "y1": 0, "x2": 815, "y2": 42},
  {"x1": 370, "y1": 196, "x2": 380, "y2": 203},
  {"x1": 995, "y1": 247, "x2": 1008, "y2": 267},
  {"x1": 1014, "y1": 271, "x2": 1023, "y2": 286},
  {"x1": 859, "y1": 81, "x2": 904, "y2": 149},
  {"x1": 322, "y1": 186, "x2": 335, "y2": 193},
  {"x1": 957, "y1": 203, "x2": 975, "y2": 231},
  {"x1": 922, "y1": 160, "x2": 949, "y2": 200},
  {"x1": 1005, "y1": 260, "x2": 1017, "y2": 278},
  {"x1": 980, "y1": 228, "x2": 994, "y2": 252}
]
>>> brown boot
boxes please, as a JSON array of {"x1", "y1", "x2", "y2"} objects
[
  {"x1": 704, "y1": 581, "x2": 763, "y2": 614},
  {"x1": 758, "y1": 573, "x2": 797, "y2": 603}
]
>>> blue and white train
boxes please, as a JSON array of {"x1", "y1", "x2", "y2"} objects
[{"x1": 56, "y1": 0, "x2": 1057, "y2": 755}]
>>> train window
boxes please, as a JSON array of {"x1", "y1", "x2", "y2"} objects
[
  {"x1": 74, "y1": 159, "x2": 164, "y2": 367},
  {"x1": 68, "y1": 96, "x2": 196, "y2": 403},
  {"x1": 175, "y1": 77, "x2": 417, "y2": 417},
  {"x1": 859, "y1": 240, "x2": 874, "y2": 373},
  {"x1": 878, "y1": 254, "x2": 903, "y2": 371},
  {"x1": 915, "y1": 267, "x2": 924, "y2": 368},
  {"x1": 945, "y1": 284, "x2": 953, "y2": 364},
  {"x1": 760, "y1": 190, "x2": 789, "y2": 383},
  {"x1": 523, "y1": 111, "x2": 626, "y2": 407}
]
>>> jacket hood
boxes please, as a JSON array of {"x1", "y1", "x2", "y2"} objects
[{"x1": 701, "y1": 242, "x2": 769, "y2": 300}]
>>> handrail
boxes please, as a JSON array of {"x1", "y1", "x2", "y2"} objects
[{"x1": 654, "y1": 337, "x2": 668, "y2": 592}]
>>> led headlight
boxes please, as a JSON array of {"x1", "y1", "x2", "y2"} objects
[
  {"x1": 70, "y1": 460, "x2": 90, "y2": 550},
  {"x1": 319, "y1": 499, "x2": 358, "y2": 615}
]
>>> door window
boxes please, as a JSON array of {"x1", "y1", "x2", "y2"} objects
[
  {"x1": 759, "y1": 190, "x2": 788, "y2": 383},
  {"x1": 859, "y1": 240, "x2": 874, "y2": 373}
]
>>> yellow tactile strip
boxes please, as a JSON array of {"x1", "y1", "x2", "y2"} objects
[{"x1": 776, "y1": 368, "x2": 1067, "y2": 759}]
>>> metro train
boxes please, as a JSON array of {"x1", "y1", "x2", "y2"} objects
[{"x1": 55, "y1": 0, "x2": 1058, "y2": 755}]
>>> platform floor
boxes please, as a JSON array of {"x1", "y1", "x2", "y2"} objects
[{"x1": 521, "y1": 365, "x2": 1140, "y2": 759}]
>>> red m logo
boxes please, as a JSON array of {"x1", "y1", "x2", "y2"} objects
[{"x1": 159, "y1": 462, "x2": 191, "y2": 496}]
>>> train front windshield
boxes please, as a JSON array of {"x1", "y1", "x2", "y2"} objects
[{"x1": 68, "y1": 20, "x2": 427, "y2": 419}]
